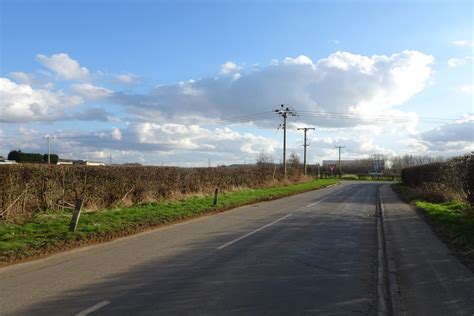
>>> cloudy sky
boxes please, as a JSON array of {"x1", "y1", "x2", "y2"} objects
[{"x1": 0, "y1": 0, "x2": 472, "y2": 166}]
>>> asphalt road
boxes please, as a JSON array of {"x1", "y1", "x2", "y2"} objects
[
  {"x1": 1, "y1": 182, "x2": 472, "y2": 315},
  {"x1": 1, "y1": 182, "x2": 379, "y2": 315}
]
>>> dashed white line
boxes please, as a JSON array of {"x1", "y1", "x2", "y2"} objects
[
  {"x1": 76, "y1": 300, "x2": 110, "y2": 316},
  {"x1": 217, "y1": 214, "x2": 292, "y2": 250},
  {"x1": 306, "y1": 197, "x2": 328, "y2": 207}
]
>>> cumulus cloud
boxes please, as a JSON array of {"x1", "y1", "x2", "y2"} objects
[
  {"x1": 36, "y1": 53, "x2": 89, "y2": 80},
  {"x1": 117, "y1": 51, "x2": 433, "y2": 130},
  {"x1": 0, "y1": 77, "x2": 82, "y2": 123},
  {"x1": 116, "y1": 74, "x2": 139, "y2": 84},
  {"x1": 45, "y1": 124, "x2": 280, "y2": 165},
  {"x1": 412, "y1": 116, "x2": 474, "y2": 155},
  {"x1": 71, "y1": 83, "x2": 113, "y2": 99},
  {"x1": 220, "y1": 61, "x2": 240, "y2": 75},
  {"x1": 452, "y1": 40, "x2": 474, "y2": 47},
  {"x1": 448, "y1": 56, "x2": 472, "y2": 68}
]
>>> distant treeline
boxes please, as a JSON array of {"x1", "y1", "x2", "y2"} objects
[{"x1": 7, "y1": 150, "x2": 59, "y2": 164}]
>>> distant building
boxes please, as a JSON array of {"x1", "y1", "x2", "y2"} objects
[
  {"x1": 73, "y1": 160, "x2": 106, "y2": 166},
  {"x1": 0, "y1": 156, "x2": 17, "y2": 164},
  {"x1": 57, "y1": 159, "x2": 76, "y2": 165}
]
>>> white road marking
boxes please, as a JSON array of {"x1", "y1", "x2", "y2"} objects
[
  {"x1": 76, "y1": 300, "x2": 110, "y2": 316},
  {"x1": 306, "y1": 197, "x2": 328, "y2": 207},
  {"x1": 306, "y1": 187, "x2": 351, "y2": 207},
  {"x1": 217, "y1": 214, "x2": 292, "y2": 250}
]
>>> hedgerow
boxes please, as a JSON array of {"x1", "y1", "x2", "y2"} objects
[
  {"x1": 400, "y1": 154, "x2": 473, "y2": 204},
  {"x1": 0, "y1": 164, "x2": 298, "y2": 221}
]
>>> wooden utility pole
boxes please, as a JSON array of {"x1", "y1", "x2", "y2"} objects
[
  {"x1": 335, "y1": 146, "x2": 345, "y2": 177},
  {"x1": 297, "y1": 127, "x2": 315, "y2": 175},
  {"x1": 274, "y1": 105, "x2": 297, "y2": 178}
]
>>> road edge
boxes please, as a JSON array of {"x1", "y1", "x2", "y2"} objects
[{"x1": 377, "y1": 184, "x2": 404, "y2": 316}]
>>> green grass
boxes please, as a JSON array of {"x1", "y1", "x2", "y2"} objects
[
  {"x1": 415, "y1": 200, "x2": 474, "y2": 249},
  {"x1": 0, "y1": 178, "x2": 337, "y2": 261}
]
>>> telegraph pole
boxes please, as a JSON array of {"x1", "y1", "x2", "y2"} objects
[
  {"x1": 43, "y1": 136, "x2": 56, "y2": 164},
  {"x1": 297, "y1": 127, "x2": 315, "y2": 175},
  {"x1": 335, "y1": 146, "x2": 345, "y2": 177},
  {"x1": 274, "y1": 104, "x2": 297, "y2": 177}
]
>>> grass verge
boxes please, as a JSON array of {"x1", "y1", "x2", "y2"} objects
[
  {"x1": 0, "y1": 178, "x2": 337, "y2": 264},
  {"x1": 393, "y1": 183, "x2": 474, "y2": 268}
]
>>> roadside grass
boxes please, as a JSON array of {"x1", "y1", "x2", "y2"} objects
[
  {"x1": 393, "y1": 183, "x2": 474, "y2": 265},
  {"x1": 414, "y1": 200, "x2": 474, "y2": 250},
  {"x1": 0, "y1": 178, "x2": 337, "y2": 262}
]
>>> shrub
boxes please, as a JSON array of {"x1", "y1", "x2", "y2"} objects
[
  {"x1": 401, "y1": 153, "x2": 473, "y2": 204},
  {"x1": 0, "y1": 164, "x2": 300, "y2": 221}
]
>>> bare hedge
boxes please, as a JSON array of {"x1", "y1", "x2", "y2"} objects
[
  {"x1": 401, "y1": 154, "x2": 473, "y2": 204},
  {"x1": 0, "y1": 164, "x2": 292, "y2": 221}
]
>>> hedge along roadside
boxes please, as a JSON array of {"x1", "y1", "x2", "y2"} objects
[
  {"x1": 400, "y1": 153, "x2": 473, "y2": 205},
  {"x1": 0, "y1": 178, "x2": 337, "y2": 264},
  {"x1": 0, "y1": 164, "x2": 305, "y2": 221}
]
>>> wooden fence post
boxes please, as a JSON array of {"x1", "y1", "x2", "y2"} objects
[
  {"x1": 213, "y1": 188, "x2": 219, "y2": 207},
  {"x1": 69, "y1": 197, "x2": 84, "y2": 232}
]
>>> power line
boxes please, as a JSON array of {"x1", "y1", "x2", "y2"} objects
[
  {"x1": 42, "y1": 135, "x2": 56, "y2": 164},
  {"x1": 334, "y1": 146, "x2": 345, "y2": 177},
  {"x1": 275, "y1": 104, "x2": 297, "y2": 178},
  {"x1": 297, "y1": 127, "x2": 315, "y2": 175}
]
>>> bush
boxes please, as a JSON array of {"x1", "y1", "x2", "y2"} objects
[
  {"x1": 0, "y1": 164, "x2": 299, "y2": 221},
  {"x1": 401, "y1": 154, "x2": 473, "y2": 204}
]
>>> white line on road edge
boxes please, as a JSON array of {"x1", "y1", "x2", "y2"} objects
[
  {"x1": 76, "y1": 300, "x2": 110, "y2": 316},
  {"x1": 217, "y1": 214, "x2": 292, "y2": 250}
]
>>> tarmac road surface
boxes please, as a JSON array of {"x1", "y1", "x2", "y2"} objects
[{"x1": 1, "y1": 182, "x2": 472, "y2": 315}]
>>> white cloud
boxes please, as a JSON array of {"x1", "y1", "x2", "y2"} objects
[
  {"x1": 36, "y1": 53, "x2": 89, "y2": 80},
  {"x1": 452, "y1": 40, "x2": 474, "y2": 47},
  {"x1": 42, "y1": 124, "x2": 281, "y2": 166},
  {"x1": 10, "y1": 71, "x2": 54, "y2": 89},
  {"x1": 9, "y1": 72, "x2": 36, "y2": 85},
  {"x1": 116, "y1": 74, "x2": 139, "y2": 84},
  {"x1": 459, "y1": 84, "x2": 473, "y2": 94},
  {"x1": 448, "y1": 56, "x2": 472, "y2": 68},
  {"x1": 220, "y1": 61, "x2": 240, "y2": 75},
  {"x1": 0, "y1": 77, "x2": 82, "y2": 123},
  {"x1": 71, "y1": 83, "x2": 113, "y2": 99},
  {"x1": 120, "y1": 51, "x2": 433, "y2": 132},
  {"x1": 409, "y1": 116, "x2": 474, "y2": 156}
]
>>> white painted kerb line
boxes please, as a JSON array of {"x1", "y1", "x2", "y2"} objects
[
  {"x1": 76, "y1": 300, "x2": 110, "y2": 316},
  {"x1": 217, "y1": 214, "x2": 292, "y2": 250}
]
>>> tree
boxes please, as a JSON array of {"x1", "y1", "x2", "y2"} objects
[
  {"x1": 43, "y1": 154, "x2": 59, "y2": 164},
  {"x1": 288, "y1": 152, "x2": 301, "y2": 178}
]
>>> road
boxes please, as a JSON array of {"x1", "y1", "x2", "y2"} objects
[{"x1": 0, "y1": 182, "x2": 472, "y2": 315}]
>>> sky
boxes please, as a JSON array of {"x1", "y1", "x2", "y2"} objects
[{"x1": 0, "y1": 0, "x2": 473, "y2": 166}]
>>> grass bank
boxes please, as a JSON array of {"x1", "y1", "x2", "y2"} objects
[
  {"x1": 0, "y1": 178, "x2": 337, "y2": 264},
  {"x1": 393, "y1": 183, "x2": 474, "y2": 268}
]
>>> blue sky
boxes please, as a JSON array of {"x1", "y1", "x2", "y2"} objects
[{"x1": 1, "y1": 0, "x2": 473, "y2": 165}]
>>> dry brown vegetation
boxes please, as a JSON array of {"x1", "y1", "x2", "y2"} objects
[
  {"x1": 0, "y1": 164, "x2": 305, "y2": 221},
  {"x1": 401, "y1": 154, "x2": 473, "y2": 204}
]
